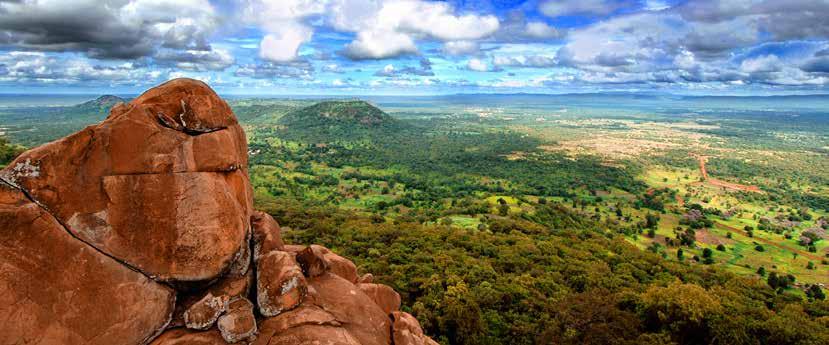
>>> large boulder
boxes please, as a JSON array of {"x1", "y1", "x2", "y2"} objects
[
  {"x1": 0, "y1": 78, "x2": 440, "y2": 345},
  {"x1": 0, "y1": 78, "x2": 252, "y2": 284},
  {"x1": 0, "y1": 180, "x2": 175, "y2": 345}
]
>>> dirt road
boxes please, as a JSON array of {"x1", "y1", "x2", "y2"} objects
[{"x1": 695, "y1": 155, "x2": 762, "y2": 193}]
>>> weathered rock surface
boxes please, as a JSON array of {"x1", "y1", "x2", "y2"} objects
[
  {"x1": 251, "y1": 210, "x2": 284, "y2": 257},
  {"x1": 290, "y1": 244, "x2": 359, "y2": 283},
  {"x1": 359, "y1": 283, "x2": 402, "y2": 315},
  {"x1": 253, "y1": 273, "x2": 390, "y2": 345},
  {"x1": 169, "y1": 268, "x2": 254, "y2": 329},
  {"x1": 184, "y1": 293, "x2": 229, "y2": 330},
  {"x1": 391, "y1": 312, "x2": 441, "y2": 345},
  {"x1": 0, "y1": 78, "x2": 252, "y2": 283},
  {"x1": 217, "y1": 298, "x2": 257, "y2": 343},
  {"x1": 359, "y1": 273, "x2": 375, "y2": 284},
  {"x1": 149, "y1": 328, "x2": 227, "y2": 345},
  {"x1": 0, "y1": 181, "x2": 175, "y2": 345},
  {"x1": 256, "y1": 250, "x2": 307, "y2": 317},
  {"x1": 0, "y1": 78, "x2": 438, "y2": 345}
]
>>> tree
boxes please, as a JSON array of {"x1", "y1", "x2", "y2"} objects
[
  {"x1": 702, "y1": 248, "x2": 714, "y2": 264},
  {"x1": 806, "y1": 285, "x2": 825, "y2": 300},
  {"x1": 641, "y1": 282, "x2": 722, "y2": 343},
  {"x1": 0, "y1": 136, "x2": 23, "y2": 166},
  {"x1": 677, "y1": 248, "x2": 684, "y2": 261},
  {"x1": 498, "y1": 203, "x2": 510, "y2": 216},
  {"x1": 757, "y1": 266, "x2": 766, "y2": 277},
  {"x1": 768, "y1": 272, "x2": 780, "y2": 289},
  {"x1": 716, "y1": 244, "x2": 726, "y2": 251},
  {"x1": 645, "y1": 213, "x2": 660, "y2": 229}
]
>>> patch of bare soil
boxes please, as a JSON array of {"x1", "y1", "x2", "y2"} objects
[{"x1": 695, "y1": 229, "x2": 733, "y2": 245}]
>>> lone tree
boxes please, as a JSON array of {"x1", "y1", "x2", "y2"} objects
[{"x1": 702, "y1": 248, "x2": 714, "y2": 264}]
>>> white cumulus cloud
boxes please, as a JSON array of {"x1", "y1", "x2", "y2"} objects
[
  {"x1": 443, "y1": 41, "x2": 480, "y2": 56},
  {"x1": 467, "y1": 59, "x2": 490, "y2": 72},
  {"x1": 343, "y1": 30, "x2": 418, "y2": 60}
]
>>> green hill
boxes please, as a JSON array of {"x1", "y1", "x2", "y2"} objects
[
  {"x1": 77, "y1": 95, "x2": 126, "y2": 108},
  {"x1": 0, "y1": 95, "x2": 128, "y2": 146},
  {"x1": 277, "y1": 100, "x2": 407, "y2": 141}
]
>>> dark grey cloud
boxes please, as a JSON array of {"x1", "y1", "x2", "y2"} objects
[
  {"x1": 677, "y1": 0, "x2": 829, "y2": 41},
  {"x1": 802, "y1": 57, "x2": 829, "y2": 73},
  {"x1": 0, "y1": 0, "x2": 218, "y2": 59},
  {"x1": 154, "y1": 49, "x2": 234, "y2": 71}
]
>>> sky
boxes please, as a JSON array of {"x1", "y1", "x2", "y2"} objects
[{"x1": 1, "y1": 0, "x2": 829, "y2": 95}]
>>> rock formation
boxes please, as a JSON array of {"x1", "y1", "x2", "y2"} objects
[{"x1": 0, "y1": 79, "x2": 437, "y2": 345}]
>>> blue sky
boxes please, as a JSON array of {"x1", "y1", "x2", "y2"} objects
[{"x1": 1, "y1": 0, "x2": 829, "y2": 95}]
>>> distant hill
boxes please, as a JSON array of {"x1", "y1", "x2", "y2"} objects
[
  {"x1": 277, "y1": 100, "x2": 407, "y2": 141},
  {"x1": 279, "y1": 100, "x2": 395, "y2": 127},
  {"x1": 76, "y1": 95, "x2": 127, "y2": 111},
  {"x1": 0, "y1": 95, "x2": 129, "y2": 146}
]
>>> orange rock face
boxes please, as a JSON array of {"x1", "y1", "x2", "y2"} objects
[
  {"x1": 0, "y1": 181, "x2": 175, "y2": 345},
  {"x1": 216, "y1": 298, "x2": 257, "y2": 343},
  {"x1": 251, "y1": 210, "x2": 284, "y2": 256},
  {"x1": 391, "y1": 312, "x2": 441, "y2": 345},
  {"x1": 0, "y1": 78, "x2": 438, "y2": 345},
  {"x1": 256, "y1": 250, "x2": 307, "y2": 317},
  {"x1": 359, "y1": 283, "x2": 402, "y2": 315},
  {"x1": 0, "y1": 78, "x2": 251, "y2": 283}
]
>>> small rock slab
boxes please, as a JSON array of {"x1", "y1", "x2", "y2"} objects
[
  {"x1": 217, "y1": 297, "x2": 257, "y2": 343},
  {"x1": 184, "y1": 293, "x2": 229, "y2": 330},
  {"x1": 256, "y1": 250, "x2": 307, "y2": 317}
]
